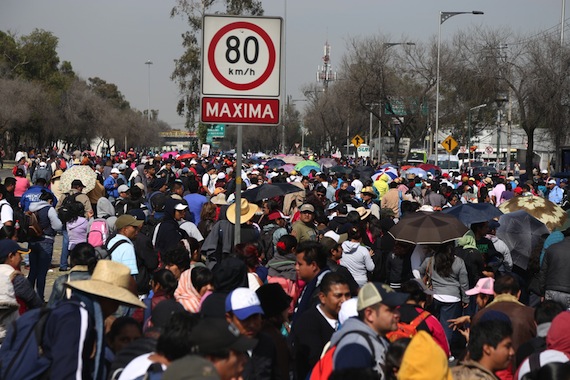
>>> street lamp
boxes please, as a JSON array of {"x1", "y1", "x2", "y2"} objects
[
  {"x1": 468, "y1": 103, "x2": 487, "y2": 165},
  {"x1": 145, "y1": 60, "x2": 153, "y2": 122},
  {"x1": 495, "y1": 92, "x2": 508, "y2": 165},
  {"x1": 435, "y1": 11, "x2": 483, "y2": 166}
]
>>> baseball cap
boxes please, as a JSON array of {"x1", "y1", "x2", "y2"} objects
[
  {"x1": 190, "y1": 159, "x2": 198, "y2": 165},
  {"x1": 357, "y1": 282, "x2": 409, "y2": 310},
  {"x1": 541, "y1": 169, "x2": 548, "y2": 174},
  {"x1": 111, "y1": 168, "x2": 120, "y2": 174},
  {"x1": 174, "y1": 202, "x2": 188, "y2": 211},
  {"x1": 268, "y1": 210, "x2": 289, "y2": 221},
  {"x1": 548, "y1": 179, "x2": 557, "y2": 185},
  {"x1": 320, "y1": 237, "x2": 340, "y2": 253},
  {"x1": 151, "y1": 299, "x2": 186, "y2": 329},
  {"x1": 465, "y1": 277, "x2": 495, "y2": 296},
  {"x1": 117, "y1": 184, "x2": 130, "y2": 193},
  {"x1": 115, "y1": 214, "x2": 143, "y2": 230},
  {"x1": 0, "y1": 240, "x2": 30, "y2": 262},
  {"x1": 188, "y1": 318, "x2": 258, "y2": 355},
  {"x1": 327, "y1": 202, "x2": 339, "y2": 211},
  {"x1": 514, "y1": 187, "x2": 524, "y2": 195},
  {"x1": 71, "y1": 179, "x2": 85, "y2": 188},
  {"x1": 346, "y1": 186, "x2": 355, "y2": 194},
  {"x1": 299, "y1": 204, "x2": 315, "y2": 213},
  {"x1": 562, "y1": 179, "x2": 568, "y2": 184},
  {"x1": 225, "y1": 287, "x2": 264, "y2": 320}
]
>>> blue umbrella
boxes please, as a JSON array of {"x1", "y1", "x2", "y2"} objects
[
  {"x1": 265, "y1": 159, "x2": 286, "y2": 169},
  {"x1": 405, "y1": 167, "x2": 428, "y2": 178},
  {"x1": 442, "y1": 203, "x2": 503, "y2": 227},
  {"x1": 381, "y1": 163, "x2": 399, "y2": 169},
  {"x1": 298, "y1": 165, "x2": 318, "y2": 176}
]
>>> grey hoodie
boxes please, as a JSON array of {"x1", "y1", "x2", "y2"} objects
[
  {"x1": 340, "y1": 241, "x2": 375, "y2": 287},
  {"x1": 29, "y1": 201, "x2": 62, "y2": 234},
  {"x1": 330, "y1": 317, "x2": 389, "y2": 377}
]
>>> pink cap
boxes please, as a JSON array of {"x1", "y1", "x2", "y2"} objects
[{"x1": 465, "y1": 277, "x2": 495, "y2": 296}]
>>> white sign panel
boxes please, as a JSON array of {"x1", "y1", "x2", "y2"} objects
[
  {"x1": 357, "y1": 144, "x2": 371, "y2": 158},
  {"x1": 202, "y1": 15, "x2": 282, "y2": 97},
  {"x1": 201, "y1": 144, "x2": 211, "y2": 157}
]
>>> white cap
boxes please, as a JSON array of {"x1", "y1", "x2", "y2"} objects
[
  {"x1": 111, "y1": 168, "x2": 120, "y2": 174},
  {"x1": 541, "y1": 169, "x2": 548, "y2": 174},
  {"x1": 117, "y1": 185, "x2": 130, "y2": 193},
  {"x1": 190, "y1": 159, "x2": 198, "y2": 165},
  {"x1": 548, "y1": 179, "x2": 557, "y2": 184},
  {"x1": 174, "y1": 203, "x2": 188, "y2": 211},
  {"x1": 218, "y1": 172, "x2": 226, "y2": 180}
]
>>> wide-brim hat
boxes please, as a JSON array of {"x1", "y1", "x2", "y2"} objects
[
  {"x1": 356, "y1": 206, "x2": 371, "y2": 220},
  {"x1": 66, "y1": 260, "x2": 145, "y2": 308},
  {"x1": 226, "y1": 199, "x2": 259, "y2": 224},
  {"x1": 361, "y1": 186, "x2": 377, "y2": 198},
  {"x1": 210, "y1": 193, "x2": 227, "y2": 205},
  {"x1": 51, "y1": 169, "x2": 64, "y2": 180}
]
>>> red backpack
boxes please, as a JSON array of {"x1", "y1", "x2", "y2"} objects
[
  {"x1": 386, "y1": 310, "x2": 431, "y2": 342},
  {"x1": 310, "y1": 330, "x2": 375, "y2": 380}
]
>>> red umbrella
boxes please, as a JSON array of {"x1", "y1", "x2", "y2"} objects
[
  {"x1": 177, "y1": 153, "x2": 197, "y2": 160},
  {"x1": 419, "y1": 163, "x2": 441, "y2": 172}
]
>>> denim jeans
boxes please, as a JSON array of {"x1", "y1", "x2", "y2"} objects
[
  {"x1": 28, "y1": 239, "x2": 54, "y2": 300},
  {"x1": 60, "y1": 228, "x2": 69, "y2": 269},
  {"x1": 431, "y1": 298, "x2": 462, "y2": 350}
]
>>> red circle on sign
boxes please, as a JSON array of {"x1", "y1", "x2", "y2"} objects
[{"x1": 208, "y1": 21, "x2": 276, "y2": 91}]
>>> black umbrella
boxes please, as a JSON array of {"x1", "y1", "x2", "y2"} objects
[
  {"x1": 242, "y1": 183, "x2": 304, "y2": 202},
  {"x1": 353, "y1": 166, "x2": 375, "y2": 181},
  {"x1": 265, "y1": 159, "x2": 286, "y2": 169},
  {"x1": 388, "y1": 211, "x2": 468, "y2": 245},
  {"x1": 496, "y1": 210, "x2": 550, "y2": 270},
  {"x1": 329, "y1": 165, "x2": 352, "y2": 174},
  {"x1": 442, "y1": 203, "x2": 503, "y2": 227}
]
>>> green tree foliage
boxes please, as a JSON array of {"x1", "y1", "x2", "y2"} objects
[{"x1": 170, "y1": 0, "x2": 263, "y2": 128}]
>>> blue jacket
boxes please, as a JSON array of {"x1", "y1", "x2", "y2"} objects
[
  {"x1": 20, "y1": 186, "x2": 57, "y2": 211},
  {"x1": 103, "y1": 176, "x2": 119, "y2": 199}
]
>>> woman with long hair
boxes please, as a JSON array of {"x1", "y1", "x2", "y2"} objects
[
  {"x1": 419, "y1": 242, "x2": 469, "y2": 351},
  {"x1": 197, "y1": 202, "x2": 217, "y2": 238},
  {"x1": 340, "y1": 226, "x2": 375, "y2": 288}
]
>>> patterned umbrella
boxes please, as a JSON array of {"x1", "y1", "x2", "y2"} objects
[
  {"x1": 59, "y1": 165, "x2": 97, "y2": 193},
  {"x1": 388, "y1": 211, "x2": 468, "y2": 245},
  {"x1": 499, "y1": 196, "x2": 568, "y2": 232},
  {"x1": 282, "y1": 155, "x2": 304, "y2": 164}
]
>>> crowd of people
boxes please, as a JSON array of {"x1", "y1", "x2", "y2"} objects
[{"x1": 0, "y1": 147, "x2": 568, "y2": 380}]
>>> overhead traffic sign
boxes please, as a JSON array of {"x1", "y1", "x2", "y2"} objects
[
  {"x1": 351, "y1": 135, "x2": 364, "y2": 148},
  {"x1": 202, "y1": 15, "x2": 282, "y2": 97},
  {"x1": 441, "y1": 135, "x2": 458, "y2": 153}
]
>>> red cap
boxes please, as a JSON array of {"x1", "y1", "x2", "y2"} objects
[{"x1": 514, "y1": 187, "x2": 523, "y2": 195}]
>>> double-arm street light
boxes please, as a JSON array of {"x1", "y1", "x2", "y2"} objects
[
  {"x1": 435, "y1": 11, "x2": 483, "y2": 166},
  {"x1": 468, "y1": 104, "x2": 487, "y2": 164}
]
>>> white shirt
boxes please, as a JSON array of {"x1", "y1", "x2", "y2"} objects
[
  {"x1": 0, "y1": 200, "x2": 13, "y2": 228},
  {"x1": 118, "y1": 353, "x2": 167, "y2": 380},
  {"x1": 351, "y1": 179, "x2": 363, "y2": 198}
]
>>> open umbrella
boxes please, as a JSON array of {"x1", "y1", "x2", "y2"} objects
[
  {"x1": 499, "y1": 196, "x2": 568, "y2": 232},
  {"x1": 242, "y1": 183, "x2": 305, "y2": 202},
  {"x1": 388, "y1": 211, "x2": 468, "y2": 245},
  {"x1": 329, "y1": 165, "x2": 352, "y2": 174},
  {"x1": 497, "y1": 210, "x2": 551, "y2": 269},
  {"x1": 176, "y1": 153, "x2": 197, "y2": 161},
  {"x1": 282, "y1": 155, "x2": 304, "y2": 164},
  {"x1": 442, "y1": 203, "x2": 503, "y2": 227},
  {"x1": 353, "y1": 166, "x2": 375, "y2": 181},
  {"x1": 60, "y1": 165, "x2": 97, "y2": 193},
  {"x1": 265, "y1": 158, "x2": 286, "y2": 169},
  {"x1": 161, "y1": 151, "x2": 178, "y2": 160},
  {"x1": 405, "y1": 167, "x2": 428, "y2": 178},
  {"x1": 401, "y1": 165, "x2": 414, "y2": 171},
  {"x1": 318, "y1": 158, "x2": 337, "y2": 168},
  {"x1": 381, "y1": 163, "x2": 399, "y2": 169},
  {"x1": 419, "y1": 163, "x2": 441, "y2": 173},
  {"x1": 371, "y1": 169, "x2": 398, "y2": 182},
  {"x1": 280, "y1": 164, "x2": 296, "y2": 173},
  {"x1": 295, "y1": 160, "x2": 320, "y2": 171}
]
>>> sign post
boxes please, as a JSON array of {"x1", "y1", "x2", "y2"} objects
[
  {"x1": 201, "y1": 15, "x2": 282, "y2": 245},
  {"x1": 351, "y1": 135, "x2": 364, "y2": 148}
]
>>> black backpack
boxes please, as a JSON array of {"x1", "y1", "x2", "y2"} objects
[
  {"x1": 57, "y1": 193, "x2": 80, "y2": 224},
  {"x1": 259, "y1": 225, "x2": 280, "y2": 263}
]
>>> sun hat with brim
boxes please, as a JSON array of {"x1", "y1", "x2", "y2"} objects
[
  {"x1": 115, "y1": 214, "x2": 143, "y2": 230},
  {"x1": 357, "y1": 282, "x2": 409, "y2": 310},
  {"x1": 51, "y1": 169, "x2": 64, "y2": 180},
  {"x1": 361, "y1": 186, "x2": 377, "y2": 198},
  {"x1": 225, "y1": 287, "x2": 264, "y2": 320},
  {"x1": 0, "y1": 240, "x2": 30, "y2": 262},
  {"x1": 189, "y1": 318, "x2": 257, "y2": 356},
  {"x1": 356, "y1": 206, "x2": 371, "y2": 220},
  {"x1": 66, "y1": 260, "x2": 145, "y2": 308},
  {"x1": 210, "y1": 193, "x2": 228, "y2": 205},
  {"x1": 465, "y1": 277, "x2": 495, "y2": 296},
  {"x1": 226, "y1": 199, "x2": 259, "y2": 224}
]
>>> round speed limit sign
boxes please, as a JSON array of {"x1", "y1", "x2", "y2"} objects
[{"x1": 202, "y1": 16, "x2": 282, "y2": 97}]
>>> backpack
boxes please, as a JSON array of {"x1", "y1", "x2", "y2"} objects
[
  {"x1": 94, "y1": 239, "x2": 128, "y2": 261},
  {"x1": 386, "y1": 310, "x2": 431, "y2": 342},
  {"x1": 309, "y1": 330, "x2": 375, "y2": 380},
  {"x1": 259, "y1": 225, "x2": 280, "y2": 263},
  {"x1": 87, "y1": 219, "x2": 110, "y2": 248},
  {"x1": 24, "y1": 211, "x2": 43, "y2": 239},
  {"x1": 0, "y1": 307, "x2": 53, "y2": 379},
  {"x1": 57, "y1": 193, "x2": 80, "y2": 225}
]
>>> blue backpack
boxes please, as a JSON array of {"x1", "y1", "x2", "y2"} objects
[{"x1": 0, "y1": 307, "x2": 52, "y2": 379}]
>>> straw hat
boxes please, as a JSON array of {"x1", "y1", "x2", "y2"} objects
[
  {"x1": 226, "y1": 199, "x2": 259, "y2": 224},
  {"x1": 210, "y1": 193, "x2": 228, "y2": 205},
  {"x1": 66, "y1": 260, "x2": 145, "y2": 308},
  {"x1": 51, "y1": 169, "x2": 64, "y2": 180},
  {"x1": 361, "y1": 186, "x2": 377, "y2": 198},
  {"x1": 356, "y1": 206, "x2": 371, "y2": 220}
]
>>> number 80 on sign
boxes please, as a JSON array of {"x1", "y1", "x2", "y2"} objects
[{"x1": 202, "y1": 15, "x2": 282, "y2": 97}]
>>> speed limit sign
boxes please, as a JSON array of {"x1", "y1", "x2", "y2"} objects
[{"x1": 202, "y1": 15, "x2": 282, "y2": 97}]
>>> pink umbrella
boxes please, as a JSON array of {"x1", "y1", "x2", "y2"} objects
[
  {"x1": 161, "y1": 151, "x2": 178, "y2": 159},
  {"x1": 280, "y1": 164, "x2": 296, "y2": 173}
]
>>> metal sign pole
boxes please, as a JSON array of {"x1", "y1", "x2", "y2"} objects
[{"x1": 234, "y1": 124, "x2": 242, "y2": 245}]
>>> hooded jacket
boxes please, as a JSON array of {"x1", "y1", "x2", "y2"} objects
[
  {"x1": 454, "y1": 230, "x2": 484, "y2": 288},
  {"x1": 29, "y1": 200, "x2": 62, "y2": 238},
  {"x1": 340, "y1": 241, "x2": 375, "y2": 287},
  {"x1": 399, "y1": 331, "x2": 452, "y2": 380},
  {"x1": 330, "y1": 317, "x2": 389, "y2": 377},
  {"x1": 90, "y1": 197, "x2": 117, "y2": 236},
  {"x1": 154, "y1": 199, "x2": 185, "y2": 254},
  {"x1": 67, "y1": 216, "x2": 89, "y2": 250},
  {"x1": 373, "y1": 173, "x2": 390, "y2": 199}
]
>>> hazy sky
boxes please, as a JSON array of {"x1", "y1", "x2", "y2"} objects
[{"x1": 1, "y1": 0, "x2": 566, "y2": 129}]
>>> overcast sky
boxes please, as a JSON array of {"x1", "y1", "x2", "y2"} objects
[{"x1": 1, "y1": 0, "x2": 566, "y2": 129}]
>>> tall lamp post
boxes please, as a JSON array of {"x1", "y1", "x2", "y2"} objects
[
  {"x1": 468, "y1": 104, "x2": 487, "y2": 166},
  {"x1": 145, "y1": 60, "x2": 153, "y2": 122},
  {"x1": 435, "y1": 11, "x2": 483, "y2": 166}
]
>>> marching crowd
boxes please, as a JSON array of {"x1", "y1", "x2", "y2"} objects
[{"x1": 0, "y1": 147, "x2": 568, "y2": 379}]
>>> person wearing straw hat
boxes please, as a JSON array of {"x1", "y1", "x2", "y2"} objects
[{"x1": 361, "y1": 186, "x2": 380, "y2": 219}]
